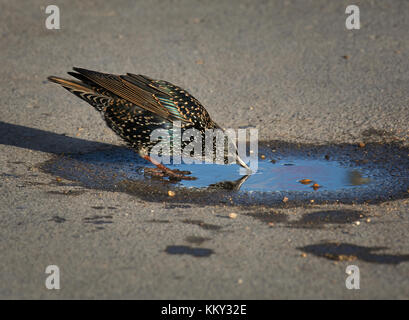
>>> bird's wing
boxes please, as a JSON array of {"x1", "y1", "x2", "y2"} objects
[
  {"x1": 72, "y1": 67, "x2": 191, "y2": 123},
  {"x1": 126, "y1": 72, "x2": 215, "y2": 129}
]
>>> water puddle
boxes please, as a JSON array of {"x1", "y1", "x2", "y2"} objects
[
  {"x1": 40, "y1": 142, "x2": 409, "y2": 206},
  {"x1": 298, "y1": 243, "x2": 409, "y2": 264},
  {"x1": 175, "y1": 158, "x2": 372, "y2": 192},
  {"x1": 165, "y1": 245, "x2": 214, "y2": 258}
]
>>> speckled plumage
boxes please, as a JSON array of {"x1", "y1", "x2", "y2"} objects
[
  {"x1": 49, "y1": 68, "x2": 218, "y2": 153},
  {"x1": 48, "y1": 68, "x2": 250, "y2": 178}
]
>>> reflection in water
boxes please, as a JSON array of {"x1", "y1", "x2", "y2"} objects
[
  {"x1": 41, "y1": 148, "x2": 374, "y2": 193},
  {"x1": 208, "y1": 175, "x2": 250, "y2": 191},
  {"x1": 347, "y1": 170, "x2": 371, "y2": 186},
  {"x1": 165, "y1": 158, "x2": 373, "y2": 192}
]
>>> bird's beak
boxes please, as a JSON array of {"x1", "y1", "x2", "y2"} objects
[
  {"x1": 236, "y1": 154, "x2": 252, "y2": 173},
  {"x1": 213, "y1": 122, "x2": 253, "y2": 174}
]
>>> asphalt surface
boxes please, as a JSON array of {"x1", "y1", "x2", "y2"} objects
[{"x1": 0, "y1": 0, "x2": 408, "y2": 299}]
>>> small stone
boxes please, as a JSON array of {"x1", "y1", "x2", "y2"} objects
[
  {"x1": 282, "y1": 197, "x2": 289, "y2": 203},
  {"x1": 229, "y1": 213, "x2": 237, "y2": 219},
  {"x1": 312, "y1": 183, "x2": 320, "y2": 190},
  {"x1": 260, "y1": 155, "x2": 266, "y2": 159},
  {"x1": 268, "y1": 222, "x2": 274, "y2": 227},
  {"x1": 342, "y1": 55, "x2": 349, "y2": 60},
  {"x1": 167, "y1": 190, "x2": 175, "y2": 197},
  {"x1": 270, "y1": 159, "x2": 276, "y2": 164},
  {"x1": 325, "y1": 154, "x2": 330, "y2": 160},
  {"x1": 354, "y1": 221, "x2": 360, "y2": 226},
  {"x1": 196, "y1": 59, "x2": 204, "y2": 65},
  {"x1": 366, "y1": 218, "x2": 371, "y2": 223},
  {"x1": 310, "y1": 199, "x2": 315, "y2": 204},
  {"x1": 299, "y1": 179, "x2": 312, "y2": 185},
  {"x1": 358, "y1": 142, "x2": 365, "y2": 148},
  {"x1": 56, "y1": 177, "x2": 62, "y2": 183},
  {"x1": 301, "y1": 253, "x2": 307, "y2": 258},
  {"x1": 238, "y1": 279, "x2": 243, "y2": 284}
]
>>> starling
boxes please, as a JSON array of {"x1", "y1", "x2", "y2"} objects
[{"x1": 48, "y1": 67, "x2": 250, "y2": 179}]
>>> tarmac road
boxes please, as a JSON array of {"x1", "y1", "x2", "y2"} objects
[{"x1": 0, "y1": 0, "x2": 408, "y2": 299}]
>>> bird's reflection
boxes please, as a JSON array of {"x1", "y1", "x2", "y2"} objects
[
  {"x1": 347, "y1": 170, "x2": 371, "y2": 186},
  {"x1": 208, "y1": 175, "x2": 251, "y2": 191},
  {"x1": 144, "y1": 168, "x2": 251, "y2": 191}
]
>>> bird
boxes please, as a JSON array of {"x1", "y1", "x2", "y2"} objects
[{"x1": 48, "y1": 67, "x2": 251, "y2": 180}]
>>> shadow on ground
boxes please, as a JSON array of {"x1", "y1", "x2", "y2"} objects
[{"x1": 0, "y1": 120, "x2": 123, "y2": 154}]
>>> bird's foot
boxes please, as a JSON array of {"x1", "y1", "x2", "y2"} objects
[{"x1": 142, "y1": 155, "x2": 197, "y2": 181}]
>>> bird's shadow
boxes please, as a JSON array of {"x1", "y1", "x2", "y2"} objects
[
  {"x1": 0, "y1": 120, "x2": 247, "y2": 190},
  {"x1": 0, "y1": 120, "x2": 125, "y2": 155}
]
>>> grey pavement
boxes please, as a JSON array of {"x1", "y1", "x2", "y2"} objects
[{"x1": 0, "y1": 0, "x2": 408, "y2": 299}]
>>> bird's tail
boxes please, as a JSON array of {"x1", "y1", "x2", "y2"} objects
[
  {"x1": 48, "y1": 76, "x2": 92, "y2": 92},
  {"x1": 47, "y1": 75, "x2": 112, "y2": 112}
]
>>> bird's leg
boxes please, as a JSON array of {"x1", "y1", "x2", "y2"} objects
[{"x1": 142, "y1": 155, "x2": 196, "y2": 180}]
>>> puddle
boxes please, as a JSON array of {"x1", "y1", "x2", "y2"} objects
[
  {"x1": 165, "y1": 245, "x2": 214, "y2": 258},
  {"x1": 298, "y1": 243, "x2": 409, "y2": 264},
  {"x1": 40, "y1": 142, "x2": 409, "y2": 206}
]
